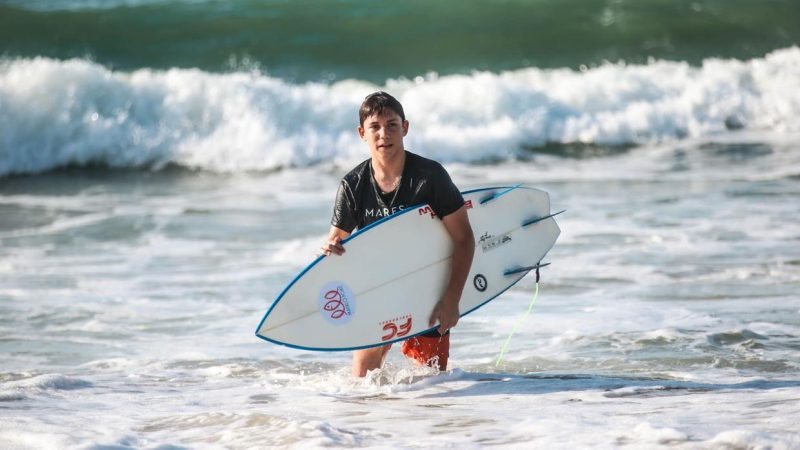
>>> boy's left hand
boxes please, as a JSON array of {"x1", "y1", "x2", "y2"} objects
[{"x1": 429, "y1": 297, "x2": 459, "y2": 335}]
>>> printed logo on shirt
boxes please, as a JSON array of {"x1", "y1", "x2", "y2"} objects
[
  {"x1": 318, "y1": 281, "x2": 356, "y2": 325},
  {"x1": 366, "y1": 205, "x2": 406, "y2": 220}
]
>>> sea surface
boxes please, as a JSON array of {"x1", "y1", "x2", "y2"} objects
[{"x1": 2, "y1": 1, "x2": 800, "y2": 449}]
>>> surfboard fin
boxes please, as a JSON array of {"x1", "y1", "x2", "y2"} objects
[
  {"x1": 479, "y1": 183, "x2": 523, "y2": 205},
  {"x1": 521, "y1": 209, "x2": 565, "y2": 227},
  {"x1": 503, "y1": 262, "x2": 550, "y2": 277}
]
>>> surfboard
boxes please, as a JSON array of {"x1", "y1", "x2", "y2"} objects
[{"x1": 255, "y1": 185, "x2": 561, "y2": 351}]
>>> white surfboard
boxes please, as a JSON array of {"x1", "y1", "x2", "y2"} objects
[{"x1": 255, "y1": 185, "x2": 561, "y2": 351}]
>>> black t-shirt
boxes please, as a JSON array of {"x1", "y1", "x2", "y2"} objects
[{"x1": 331, "y1": 151, "x2": 464, "y2": 232}]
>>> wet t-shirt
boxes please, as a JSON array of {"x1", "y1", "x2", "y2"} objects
[{"x1": 331, "y1": 151, "x2": 464, "y2": 233}]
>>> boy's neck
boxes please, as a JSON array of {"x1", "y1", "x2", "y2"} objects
[{"x1": 371, "y1": 148, "x2": 406, "y2": 180}]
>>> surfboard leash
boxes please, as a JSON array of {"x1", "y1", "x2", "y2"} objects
[{"x1": 495, "y1": 266, "x2": 540, "y2": 368}]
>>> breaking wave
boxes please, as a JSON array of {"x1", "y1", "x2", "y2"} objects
[{"x1": 1, "y1": 47, "x2": 799, "y2": 176}]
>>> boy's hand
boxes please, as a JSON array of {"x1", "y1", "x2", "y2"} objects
[
  {"x1": 429, "y1": 297, "x2": 459, "y2": 335},
  {"x1": 319, "y1": 237, "x2": 345, "y2": 256}
]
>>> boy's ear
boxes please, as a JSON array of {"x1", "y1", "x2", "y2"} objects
[
  {"x1": 403, "y1": 120, "x2": 409, "y2": 136},
  {"x1": 357, "y1": 125, "x2": 366, "y2": 140}
]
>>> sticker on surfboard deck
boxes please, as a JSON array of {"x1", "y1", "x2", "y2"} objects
[
  {"x1": 478, "y1": 231, "x2": 512, "y2": 252},
  {"x1": 380, "y1": 314, "x2": 413, "y2": 342},
  {"x1": 473, "y1": 274, "x2": 488, "y2": 292},
  {"x1": 318, "y1": 281, "x2": 356, "y2": 325}
]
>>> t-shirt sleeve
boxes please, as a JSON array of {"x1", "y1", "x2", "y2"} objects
[
  {"x1": 429, "y1": 163, "x2": 464, "y2": 219},
  {"x1": 330, "y1": 180, "x2": 358, "y2": 233}
]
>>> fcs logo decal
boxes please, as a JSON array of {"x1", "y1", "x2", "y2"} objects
[
  {"x1": 418, "y1": 206, "x2": 436, "y2": 219},
  {"x1": 380, "y1": 315, "x2": 413, "y2": 341},
  {"x1": 419, "y1": 200, "x2": 472, "y2": 219}
]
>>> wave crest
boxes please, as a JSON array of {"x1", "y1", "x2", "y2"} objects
[{"x1": 1, "y1": 48, "x2": 799, "y2": 176}]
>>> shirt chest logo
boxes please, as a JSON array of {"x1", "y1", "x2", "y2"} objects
[{"x1": 365, "y1": 205, "x2": 406, "y2": 219}]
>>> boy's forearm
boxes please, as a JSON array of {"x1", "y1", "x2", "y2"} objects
[{"x1": 443, "y1": 235, "x2": 475, "y2": 305}]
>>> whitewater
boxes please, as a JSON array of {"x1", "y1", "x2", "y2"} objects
[
  {"x1": 2, "y1": 48, "x2": 800, "y2": 176},
  {"x1": 2, "y1": 39, "x2": 800, "y2": 449},
  {"x1": 2, "y1": 135, "x2": 800, "y2": 448}
]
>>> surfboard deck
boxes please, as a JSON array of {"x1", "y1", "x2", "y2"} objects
[{"x1": 255, "y1": 185, "x2": 561, "y2": 351}]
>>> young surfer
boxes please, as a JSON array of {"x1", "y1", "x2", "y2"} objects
[{"x1": 320, "y1": 91, "x2": 475, "y2": 377}]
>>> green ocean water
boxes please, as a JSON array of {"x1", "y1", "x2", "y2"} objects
[
  {"x1": 2, "y1": 0, "x2": 799, "y2": 82},
  {"x1": 2, "y1": 2, "x2": 800, "y2": 449}
]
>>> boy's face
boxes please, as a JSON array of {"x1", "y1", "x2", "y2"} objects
[{"x1": 358, "y1": 111, "x2": 409, "y2": 157}]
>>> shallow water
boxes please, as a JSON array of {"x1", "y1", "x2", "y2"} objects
[
  {"x1": 2, "y1": 1, "x2": 800, "y2": 444},
  {"x1": 1, "y1": 136, "x2": 799, "y2": 448}
]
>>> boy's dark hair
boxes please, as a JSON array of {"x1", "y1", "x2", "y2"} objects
[{"x1": 359, "y1": 91, "x2": 406, "y2": 126}]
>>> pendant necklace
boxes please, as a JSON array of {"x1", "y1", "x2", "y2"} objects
[{"x1": 370, "y1": 161, "x2": 402, "y2": 210}]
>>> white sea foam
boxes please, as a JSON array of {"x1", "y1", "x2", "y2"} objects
[
  {"x1": 706, "y1": 429, "x2": 800, "y2": 450},
  {"x1": 2, "y1": 373, "x2": 92, "y2": 391},
  {"x1": 2, "y1": 48, "x2": 800, "y2": 176},
  {"x1": 0, "y1": 374, "x2": 92, "y2": 403},
  {"x1": 0, "y1": 430, "x2": 70, "y2": 450},
  {"x1": 2, "y1": 78, "x2": 799, "y2": 448},
  {"x1": 270, "y1": 236, "x2": 327, "y2": 266}
]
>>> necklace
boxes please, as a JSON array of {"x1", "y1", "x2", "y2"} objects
[
  {"x1": 369, "y1": 162, "x2": 402, "y2": 209},
  {"x1": 379, "y1": 176, "x2": 401, "y2": 195}
]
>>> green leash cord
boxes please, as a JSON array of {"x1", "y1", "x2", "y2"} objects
[{"x1": 495, "y1": 279, "x2": 540, "y2": 367}]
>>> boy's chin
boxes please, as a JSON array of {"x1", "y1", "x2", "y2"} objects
[{"x1": 374, "y1": 145, "x2": 402, "y2": 153}]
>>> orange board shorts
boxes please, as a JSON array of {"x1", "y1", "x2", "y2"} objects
[{"x1": 401, "y1": 330, "x2": 450, "y2": 371}]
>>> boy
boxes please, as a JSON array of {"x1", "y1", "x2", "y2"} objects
[{"x1": 320, "y1": 92, "x2": 474, "y2": 377}]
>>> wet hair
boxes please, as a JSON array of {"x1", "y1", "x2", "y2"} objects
[{"x1": 359, "y1": 91, "x2": 406, "y2": 126}]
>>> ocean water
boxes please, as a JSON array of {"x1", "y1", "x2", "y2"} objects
[
  {"x1": 2, "y1": 0, "x2": 800, "y2": 82},
  {"x1": 2, "y1": 1, "x2": 800, "y2": 449}
]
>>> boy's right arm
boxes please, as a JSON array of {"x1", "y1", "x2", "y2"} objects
[{"x1": 320, "y1": 226, "x2": 350, "y2": 256}]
